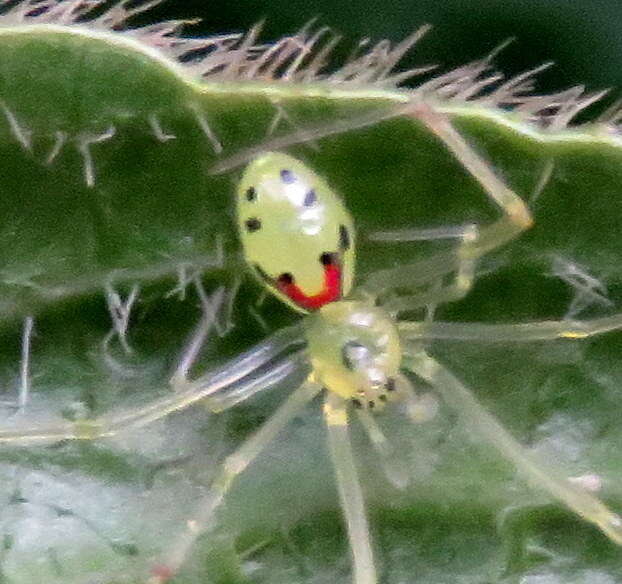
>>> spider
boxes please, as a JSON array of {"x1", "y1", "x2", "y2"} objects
[{"x1": 2, "y1": 103, "x2": 622, "y2": 584}]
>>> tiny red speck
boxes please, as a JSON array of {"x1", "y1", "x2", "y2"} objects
[{"x1": 150, "y1": 564, "x2": 174, "y2": 583}]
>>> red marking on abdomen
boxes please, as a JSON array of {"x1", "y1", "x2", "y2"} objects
[{"x1": 278, "y1": 262, "x2": 342, "y2": 311}]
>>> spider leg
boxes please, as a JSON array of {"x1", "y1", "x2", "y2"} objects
[
  {"x1": 170, "y1": 277, "x2": 242, "y2": 391},
  {"x1": 402, "y1": 349, "x2": 622, "y2": 545},
  {"x1": 394, "y1": 373, "x2": 439, "y2": 423},
  {"x1": 405, "y1": 101, "x2": 533, "y2": 256},
  {"x1": 356, "y1": 408, "x2": 409, "y2": 490},
  {"x1": 398, "y1": 313, "x2": 622, "y2": 342},
  {"x1": 169, "y1": 285, "x2": 228, "y2": 389},
  {"x1": 0, "y1": 328, "x2": 305, "y2": 444},
  {"x1": 381, "y1": 224, "x2": 478, "y2": 314},
  {"x1": 149, "y1": 379, "x2": 322, "y2": 583},
  {"x1": 362, "y1": 101, "x2": 533, "y2": 300},
  {"x1": 18, "y1": 315, "x2": 34, "y2": 410},
  {"x1": 205, "y1": 351, "x2": 310, "y2": 413},
  {"x1": 324, "y1": 392, "x2": 377, "y2": 584},
  {"x1": 360, "y1": 249, "x2": 460, "y2": 299},
  {"x1": 369, "y1": 224, "x2": 477, "y2": 243}
]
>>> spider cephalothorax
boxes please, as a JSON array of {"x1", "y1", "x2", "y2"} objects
[{"x1": 305, "y1": 301, "x2": 400, "y2": 410}]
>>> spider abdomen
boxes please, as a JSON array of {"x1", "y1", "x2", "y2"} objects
[{"x1": 236, "y1": 152, "x2": 356, "y2": 313}]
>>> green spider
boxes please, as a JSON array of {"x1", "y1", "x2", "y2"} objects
[{"x1": 3, "y1": 104, "x2": 622, "y2": 584}]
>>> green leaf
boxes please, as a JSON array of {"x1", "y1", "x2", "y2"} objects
[{"x1": 1, "y1": 2, "x2": 622, "y2": 583}]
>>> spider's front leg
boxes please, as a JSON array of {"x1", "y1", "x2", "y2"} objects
[
  {"x1": 379, "y1": 222, "x2": 478, "y2": 314},
  {"x1": 363, "y1": 100, "x2": 533, "y2": 305},
  {"x1": 398, "y1": 313, "x2": 622, "y2": 342},
  {"x1": 402, "y1": 349, "x2": 622, "y2": 546},
  {"x1": 149, "y1": 379, "x2": 322, "y2": 583},
  {"x1": 324, "y1": 392, "x2": 377, "y2": 584},
  {"x1": 0, "y1": 321, "x2": 304, "y2": 445},
  {"x1": 406, "y1": 100, "x2": 533, "y2": 257},
  {"x1": 167, "y1": 282, "x2": 307, "y2": 413}
]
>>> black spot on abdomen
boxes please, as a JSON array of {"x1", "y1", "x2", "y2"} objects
[
  {"x1": 245, "y1": 217, "x2": 262, "y2": 232},
  {"x1": 320, "y1": 252, "x2": 337, "y2": 266},
  {"x1": 245, "y1": 187, "x2": 256, "y2": 201},
  {"x1": 339, "y1": 224, "x2": 351, "y2": 250},
  {"x1": 280, "y1": 169, "x2": 296, "y2": 183},
  {"x1": 304, "y1": 189, "x2": 317, "y2": 206}
]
